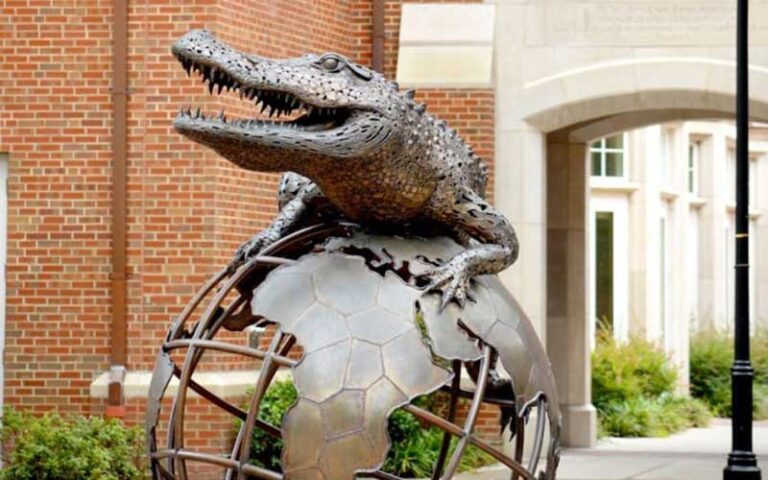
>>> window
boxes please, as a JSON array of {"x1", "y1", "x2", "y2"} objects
[
  {"x1": 590, "y1": 134, "x2": 626, "y2": 178},
  {"x1": 688, "y1": 140, "x2": 700, "y2": 194},
  {"x1": 595, "y1": 211, "x2": 614, "y2": 332}
]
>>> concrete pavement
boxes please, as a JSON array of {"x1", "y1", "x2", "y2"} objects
[{"x1": 458, "y1": 419, "x2": 768, "y2": 480}]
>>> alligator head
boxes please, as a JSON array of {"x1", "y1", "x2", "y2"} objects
[{"x1": 171, "y1": 30, "x2": 416, "y2": 177}]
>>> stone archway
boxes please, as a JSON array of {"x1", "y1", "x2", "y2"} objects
[{"x1": 498, "y1": 58, "x2": 768, "y2": 448}]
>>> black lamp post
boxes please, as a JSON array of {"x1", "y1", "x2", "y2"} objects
[{"x1": 724, "y1": 0, "x2": 761, "y2": 478}]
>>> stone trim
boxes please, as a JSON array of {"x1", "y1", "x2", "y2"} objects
[{"x1": 90, "y1": 369, "x2": 292, "y2": 400}]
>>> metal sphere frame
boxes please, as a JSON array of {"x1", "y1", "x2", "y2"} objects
[{"x1": 146, "y1": 223, "x2": 558, "y2": 480}]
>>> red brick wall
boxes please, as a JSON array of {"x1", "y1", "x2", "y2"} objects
[
  {"x1": 119, "y1": 0, "x2": 380, "y2": 451},
  {"x1": 124, "y1": 0, "x2": 219, "y2": 374},
  {"x1": 0, "y1": 0, "x2": 115, "y2": 414},
  {"x1": 1, "y1": 0, "x2": 501, "y2": 453},
  {"x1": 209, "y1": 0, "x2": 373, "y2": 268}
]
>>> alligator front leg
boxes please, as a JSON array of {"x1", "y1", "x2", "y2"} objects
[
  {"x1": 421, "y1": 188, "x2": 519, "y2": 309},
  {"x1": 231, "y1": 178, "x2": 325, "y2": 267}
]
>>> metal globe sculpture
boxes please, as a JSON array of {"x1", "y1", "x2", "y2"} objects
[{"x1": 146, "y1": 223, "x2": 561, "y2": 480}]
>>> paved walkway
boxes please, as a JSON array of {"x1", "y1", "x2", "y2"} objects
[{"x1": 458, "y1": 419, "x2": 768, "y2": 480}]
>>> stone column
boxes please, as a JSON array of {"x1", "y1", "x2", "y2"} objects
[
  {"x1": 545, "y1": 136, "x2": 597, "y2": 448},
  {"x1": 495, "y1": 127, "x2": 547, "y2": 336},
  {"x1": 698, "y1": 130, "x2": 729, "y2": 329}
]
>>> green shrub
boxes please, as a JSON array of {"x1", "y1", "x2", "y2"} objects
[
  {"x1": 381, "y1": 409, "x2": 494, "y2": 478},
  {"x1": 689, "y1": 329, "x2": 768, "y2": 419},
  {"x1": 592, "y1": 332, "x2": 711, "y2": 437},
  {"x1": 236, "y1": 379, "x2": 298, "y2": 471},
  {"x1": 240, "y1": 380, "x2": 495, "y2": 477},
  {"x1": 597, "y1": 394, "x2": 711, "y2": 438},
  {"x1": 0, "y1": 409, "x2": 147, "y2": 480},
  {"x1": 658, "y1": 394, "x2": 712, "y2": 428},
  {"x1": 592, "y1": 331, "x2": 677, "y2": 410},
  {"x1": 689, "y1": 330, "x2": 733, "y2": 417}
]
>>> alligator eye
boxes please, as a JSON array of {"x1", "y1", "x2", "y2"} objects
[
  {"x1": 317, "y1": 54, "x2": 346, "y2": 73},
  {"x1": 322, "y1": 56, "x2": 340, "y2": 71}
]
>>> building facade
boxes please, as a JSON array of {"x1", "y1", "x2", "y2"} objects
[
  {"x1": 588, "y1": 122, "x2": 768, "y2": 388},
  {"x1": 3, "y1": 0, "x2": 768, "y2": 459}
]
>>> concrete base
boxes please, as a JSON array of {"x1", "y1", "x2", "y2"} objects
[{"x1": 560, "y1": 403, "x2": 597, "y2": 448}]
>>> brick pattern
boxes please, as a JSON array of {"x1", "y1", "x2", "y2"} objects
[
  {"x1": 2, "y1": 0, "x2": 502, "y2": 451},
  {"x1": 209, "y1": 0, "x2": 373, "y2": 268},
  {"x1": 124, "y1": 0, "x2": 220, "y2": 374},
  {"x1": 0, "y1": 0, "x2": 114, "y2": 414}
]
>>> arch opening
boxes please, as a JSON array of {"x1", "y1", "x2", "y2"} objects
[{"x1": 536, "y1": 67, "x2": 768, "y2": 448}]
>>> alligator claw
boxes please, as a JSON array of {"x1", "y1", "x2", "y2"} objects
[
  {"x1": 419, "y1": 263, "x2": 474, "y2": 311},
  {"x1": 231, "y1": 232, "x2": 272, "y2": 269}
]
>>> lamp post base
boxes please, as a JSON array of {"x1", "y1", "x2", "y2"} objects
[{"x1": 724, "y1": 453, "x2": 762, "y2": 480}]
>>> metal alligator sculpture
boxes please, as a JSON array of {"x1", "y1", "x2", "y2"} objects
[{"x1": 171, "y1": 30, "x2": 519, "y2": 310}]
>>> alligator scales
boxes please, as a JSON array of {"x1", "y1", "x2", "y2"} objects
[{"x1": 171, "y1": 30, "x2": 519, "y2": 308}]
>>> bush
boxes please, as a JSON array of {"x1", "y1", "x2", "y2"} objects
[
  {"x1": 592, "y1": 332, "x2": 711, "y2": 437},
  {"x1": 689, "y1": 330, "x2": 733, "y2": 417},
  {"x1": 597, "y1": 394, "x2": 711, "y2": 438},
  {"x1": 240, "y1": 380, "x2": 495, "y2": 477},
  {"x1": 381, "y1": 408, "x2": 493, "y2": 478},
  {"x1": 690, "y1": 329, "x2": 768, "y2": 419},
  {"x1": 592, "y1": 332, "x2": 677, "y2": 412},
  {"x1": 237, "y1": 379, "x2": 298, "y2": 471},
  {"x1": 0, "y1": 409, "x2": 147, "y2": 480}
]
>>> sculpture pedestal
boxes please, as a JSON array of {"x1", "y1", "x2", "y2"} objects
[{"x1": 146, "y1": 224, "x2": 563, "y2": 480}]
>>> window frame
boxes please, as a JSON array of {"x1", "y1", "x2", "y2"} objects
[
  {"x1": 590, "y1": 133, "x2": 628, "y2": 180},
  {"x1": 661, "y1": 128, "x2": 675, "y2": 188},
  {"x1": 688, "y1": 139, "x2": 701, "y2": 195}
]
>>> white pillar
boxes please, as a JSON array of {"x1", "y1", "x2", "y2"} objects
[
  {"x1": 545, "y1": 137, "x2": 597, "y2": 448},
  {"x1": 698, "y1": 129, "x2": 730, "y2": 329},
  {"x1": 756, "y1": 151, "x2": 768, "y2": 329},
  {"x1": 495, "y1": 127, "x2": 547, "y2": 337}
]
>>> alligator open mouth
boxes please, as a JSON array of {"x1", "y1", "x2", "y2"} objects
[{"x1": 172, "y1": 53, "x2": 352, "y2": 133}]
